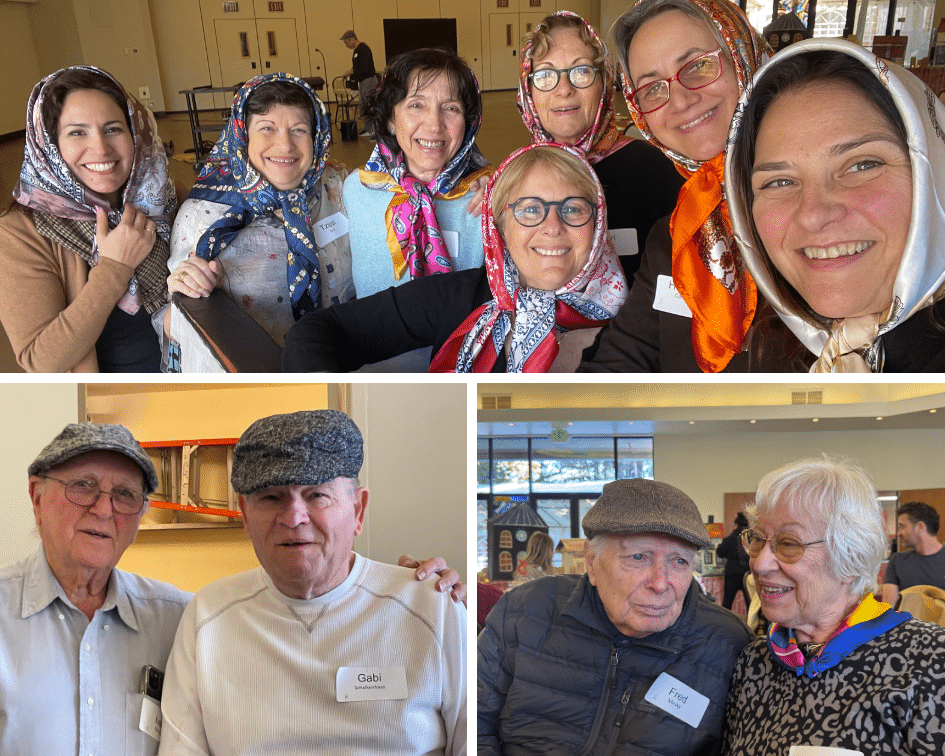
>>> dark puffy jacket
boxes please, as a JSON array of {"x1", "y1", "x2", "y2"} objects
[{"x1": 478, "y1": 574, "x2": 752, "y2": 756}]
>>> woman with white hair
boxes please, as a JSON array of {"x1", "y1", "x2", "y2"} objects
[{"x1": 723, "y1": 456, "x2": 945, "y2": 755}]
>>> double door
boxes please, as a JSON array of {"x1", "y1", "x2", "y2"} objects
[
  {"x1": 488, "y1": 12, "x2": 546, "y2": 90},
  {"x1": 215, "y1": 17, "x2": 302, "y2": 85}
]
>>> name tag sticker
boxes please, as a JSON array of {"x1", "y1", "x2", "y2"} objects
[
  {"x1": 653, "y1": 274, "x2": 693, "y2": 318},
  {"x1": 139, "y1": 695, "x2": 162, "y2": 742},
  {"x1": 443, "y1": 230, "x2": 460, "y2": 260},
  {"x1": 644, "y1": 672, "x2": 709, "y2": 729},
  {"x1": 789, "y1": 748, "x2": 864, "y2": 756},
  {"x1": 608, "y1": 228, "x2": 639, "y2": 257},
  {"x1": 313, "y1": 211, "x2": 349, "y2": 246},
  {"x1": 336, "y1": 666, "x2": 407, "y2": 702}
]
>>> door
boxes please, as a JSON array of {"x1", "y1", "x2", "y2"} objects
[
  {"x1": 215, "y1": 19, "x2": 263, "y2": 86},
  {"x1": 489, "y1": 13, "x2": 520, "y2": 90},
  {"x1": 257, "y1": 18, "x2": 302, "y2": 76}
]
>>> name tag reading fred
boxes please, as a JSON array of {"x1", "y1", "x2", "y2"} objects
[
  {"x1": 653, "y1": 275, "x2": 693, "y2": 318},
  {"x1": 336, "y1": 666, "x2": 407, "y2": 702},
  {"x1": 313, "y1": 211, "x2": 349, "y2": 246},
  {"x1": 644, "y1": 672, "x2": 709, "y2": 729}
]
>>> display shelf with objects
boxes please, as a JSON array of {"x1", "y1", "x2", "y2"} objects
[{"x1": 140, "y1": 437, "x2": 243, "y2": 530}]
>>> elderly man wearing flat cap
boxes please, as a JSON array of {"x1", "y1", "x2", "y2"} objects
[
  {"x1": 158, "y1": 409, "x2": 466, "y2": 756},
  {"x1": 478, "y1": 478, "x2": 752, "y2": 756},
  {"x1": 0, "y1": 422, "x2": 191, "y2": 756}
]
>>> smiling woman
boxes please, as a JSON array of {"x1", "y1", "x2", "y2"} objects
[
  {"x1": 0, "y1": 66, "x2": 175, "y2": 372},
  {"x1": 164, "y1": 73, "x2": 353, "y2": 361},
  {"x1": 726, "y1": 39, "x2": 945, "y2": 372}
]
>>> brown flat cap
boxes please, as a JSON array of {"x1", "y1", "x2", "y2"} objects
[{"x1": 582, "y1": 479, "x2": 710, "y2": 549}]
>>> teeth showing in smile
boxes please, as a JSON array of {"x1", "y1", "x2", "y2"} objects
[
  {"x1": 417, "y1": 139, "x2": 445, "y2": 148},
  {"x1": 761, "y1": 585, "x2": 790, "y2": 595},
  {"x1": 802, "y1": 241, "x2": 870, "y2": 260},
  {"x1": 268, "y1": 157, "x2": 297, "y2": 164},
  {"x1": 85, "y1": 162, "x2": 118, "y2": 172},
  {"x1": 680, "y1": 106, "x2": 715, "y2": 131},
  {"x1": 533, "y1": 248, "x2": 570, "y2": 257}
]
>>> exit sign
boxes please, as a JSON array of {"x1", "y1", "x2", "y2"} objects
[{"x1": 269, "y1": 1, "x2": 284, "y2": 10}]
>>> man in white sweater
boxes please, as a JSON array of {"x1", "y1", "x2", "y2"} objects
[{"x1": 158, "y1": 409, "x2": 466, "y2": 755}]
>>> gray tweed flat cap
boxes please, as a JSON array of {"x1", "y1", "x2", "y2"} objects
[
  {"x1": 582, "y1": 479, "x2": 710, "y2": 550},
  {"x1": 28, "y1": 422, "x2": 159, "y2": 494},
  {"x1": 231, "y1": 409, "x2": 363, "y2": 494}
]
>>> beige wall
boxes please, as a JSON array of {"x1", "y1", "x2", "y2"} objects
[{"x1": 0, "y1": 5, "x2": 44, "y2": 135}]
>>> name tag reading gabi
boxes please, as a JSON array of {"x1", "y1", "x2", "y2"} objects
[
  {"x1": 139, "y1": 696, "x2": 162, "y2": 742},
  {"x1": 643, "y1": 672, "x2": 709, "y2": 729},
  {"x1": 336, "y1": 666, "x2": 408, "y2": 702},
  {"x1": 653, "y1": 275, "x2": 693, "y2": 318},
  {"x1": 313, "y1": 211, "x2": 349, "y2": 247}
]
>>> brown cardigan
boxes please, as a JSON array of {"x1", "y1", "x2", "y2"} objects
[{"x1": 0, "y1": 206, "x2": 137, "y2": 372}]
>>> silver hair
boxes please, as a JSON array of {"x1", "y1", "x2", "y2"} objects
[
  {"x1": 746, "y1": 455, "x2": 887, "y2": 597},
  {"x1": 611, "y1": 0, "x2": 728, "y2": 87}
]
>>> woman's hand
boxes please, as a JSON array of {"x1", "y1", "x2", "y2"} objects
[
  {"x1": 95, "y1": 204, "x2": 156, "y2": 268},
  {"x1": 465, "y1": 176, "x2": 488, "y2": 217},
  {"x1": 167, "y1": 254, "x2": 221, "y2": 298},
  {"x1": 399, "y1": 554, "x2": 467, "y2": 606}
]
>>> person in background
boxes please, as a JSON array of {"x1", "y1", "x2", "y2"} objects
[
  {"x1": 716, "y1": 511, "x2": 750, "y2": 611},
  {"x1": 283, "y1": 144, "x2": 626, "y2": 372},
  {"x1": 517, "y1": 10, "x2": 684, "y2": 283},
  {"x1": 479, "y1": 478, "x2": 752, "y2": 755},
  {"x1": 509, "y1": 531, "x2": 557, "y2": 587},
  {"x1": 341, "y1": 29, "x2": 379, "y2": 134},
  {"x1": 158, "y1": 410, "x2": 466, "y2": 755},
  {"x1": 726, "y1": 39, "x2": 945, "y2": 372},
  {"x1": 882, "y1": 501, "x2": 945, "y2": 607},
  {"x1": 723, "y1": 456, "x2": 945, "y2": 755},
  {"x1": 0, "y1": 66, "x2": 175, "y2": 372},
  {"x1": 0, "y1": 421, "x2": 464, "y2": 755},
  {"x1": 166, "y1": 74, "x2": 351, "y2": 357}
]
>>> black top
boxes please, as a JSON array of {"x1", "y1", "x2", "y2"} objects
[
  {"x1": 352, "y1": 42, "x2": 376, "y2": 82},
  {"x1": 282, "y1": 267, "x2": 504, "y2": 372},
  {"x1": 592, "y1": 140, "x2": 685, "y2": 285},
  {"x1": 96, "y1": 304, "x2": 161, "y2": 373}
]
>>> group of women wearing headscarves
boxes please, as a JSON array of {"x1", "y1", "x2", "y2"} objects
[{"x1": 1, "y1": 0, "x2": 942, "y2": 373}]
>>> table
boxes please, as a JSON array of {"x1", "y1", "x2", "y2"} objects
[{"x1": 178, "y1": 84, "x2": 242, "y2": 169}]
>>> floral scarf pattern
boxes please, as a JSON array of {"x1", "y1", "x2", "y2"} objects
[
  {"x1": 767, "y1": 593, "x2": 910, "y2": 678},
  {"x1": 517, "y1": 10, "x2": 630, "y2": 163},
  {"x1": 13, "y1": 65, "x2": 175, "y2": 314},
  {"x1": 361, "y1": 70, "x2": 491, "y2": 281},
  {"x1": 620, "y1": 0, "x2": 770, "y2": 372},
  {"x1": 188, "y1": 73, "x2": 331, "y2": 320},
  {"x1": 429, "y1": 144, "x2": 627, "y2": 373}
]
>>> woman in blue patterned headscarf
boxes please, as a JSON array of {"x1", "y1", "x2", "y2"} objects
[{"x1": 167, "y1": 73, "x2": 352, "y2": 351}]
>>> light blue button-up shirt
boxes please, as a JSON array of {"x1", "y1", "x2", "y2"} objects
[{"x1": 0, "y1": 548, "x2": 191, "y2": 756}]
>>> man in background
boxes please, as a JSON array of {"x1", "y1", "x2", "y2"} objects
[
  {"x1": 882, "y1": 501, "x2": 945, "y2": 607},
  {"x1": 159, "y1": 409, "x2": 466, "y2": 755},
  {"x1": 341, "y1": 29, "x2": 378, "y2": 136}
]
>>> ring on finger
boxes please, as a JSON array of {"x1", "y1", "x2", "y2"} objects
[{"x1": 177, "y1": 271, "x2": 187, "y2": 283}]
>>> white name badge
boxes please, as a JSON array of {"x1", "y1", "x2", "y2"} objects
[
  {"x1": 139, "y1": 695, "x2": 162, "y2": 742},
  {"x1": 313, "y1": 211, "x2": 349, "y2": 246},
  {"x1": 336, "y1": 666, "x2": 408, "y2": 702},
  {"x1": 790, "y1": 748, "x2": 863, "y2": 756},
  {"x1": 643, "y1": 672, "x2": 709, "y2": 729},
  {"x1": 653, "y1": 274, "x2": 693, "y2": 318},
  {"x1": 608, "y1": 228, "x2": 639, "y2": 257},
  {"x1": 443, "y1": 230, "x2": 460, "y2": 261}
]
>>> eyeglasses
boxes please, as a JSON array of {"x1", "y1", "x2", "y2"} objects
[
  {"x1": 529, "y1": 64, "x2": 600, "y2": 92},
  {"x1": 628, "y1": 49, "x2": 724, "y2": 114},
  {"x1": 740, "y1": 529, "x2": 825, "y2": 564},
  {"x1": 43, "y1": 475, "x2": 147, "y2": 515},
  {"x1": 507, "y1": 196, "x2": 596, "y2": 228}
]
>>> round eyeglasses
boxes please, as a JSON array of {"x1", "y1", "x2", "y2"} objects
[
  {"x1": 628, "y1": 49, "x2": 724, "y2": 114},
  {"x1": 507, "y1": 196, "x2": 596, "y2": 228},
  {"x1": 43, "y1": 475, "x2": 147, "y2": 515},
  {"x1": 740, "y1": 529, "x2": 825, "y2": 564},
  {"x1": 529, "y1": 64, "x2": 600, "y2": 92}
]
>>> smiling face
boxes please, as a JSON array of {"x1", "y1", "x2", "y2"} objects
[
  {"x1": 238, "y1": 477, "x2": 367, "y2": 600},
  {"x1": 530, "y1": 27, "x2": 603, "y2": 145},
  {"x1": 751, "y1": 81, "x2": 913, "y2": 320},
  {"x1": 625, "y1": 9, "x2": 739, "y2": 162},
  {"x1": 750, "y1": 501, "x2": 856, "y2": 642},
  {"x1": 246, "y1": 103, "x2": 314, "y2": 191},
  {"x1": 585, "y1": 532, "x2": 695, "y2": 638},
  {"x1": 500, "y1": 162, "x2": 595, "y2": 290},
  {"x1": 57, "y1": 88, "x2": 135, "y2": 207},
  {"x1": 389, "y1": 68, "x2": 466, "y2": 183},
  {"x1": 31, "y1": 451, "x2": 146, "y2": 581}
]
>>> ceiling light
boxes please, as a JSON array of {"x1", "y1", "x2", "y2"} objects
[
  {"x1": 689, "y1": 421, "x2": 695, "y2": 425},
  {"x1": 876, "y1": 417, "x2": 883, "y2": 421},
  {"x1": 931, "y1": 409, "x2": 938, "y2": 414},
  {"x1": 750, "y1": 419, "x2": 756, "y2": 424},
  {"x1": 812, "y1": 418, "x2": 819, "y2": 422}
]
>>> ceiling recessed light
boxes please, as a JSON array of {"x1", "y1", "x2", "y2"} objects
[
  {"x1": 689, "y1": 421, "x2": 695, "y2": 425},
  {"x1": 812, "y1": 418, "x2": 819, "y2": 422},
  {"x1": 876, "y1": 417, "x2": 883, "y2": 421},
  {"x1": 750, "y1": 419, "x2": 756, "y2": 424},
  {"x1": 931, "y1": 409, "x2": 937, "y2": 414}
]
